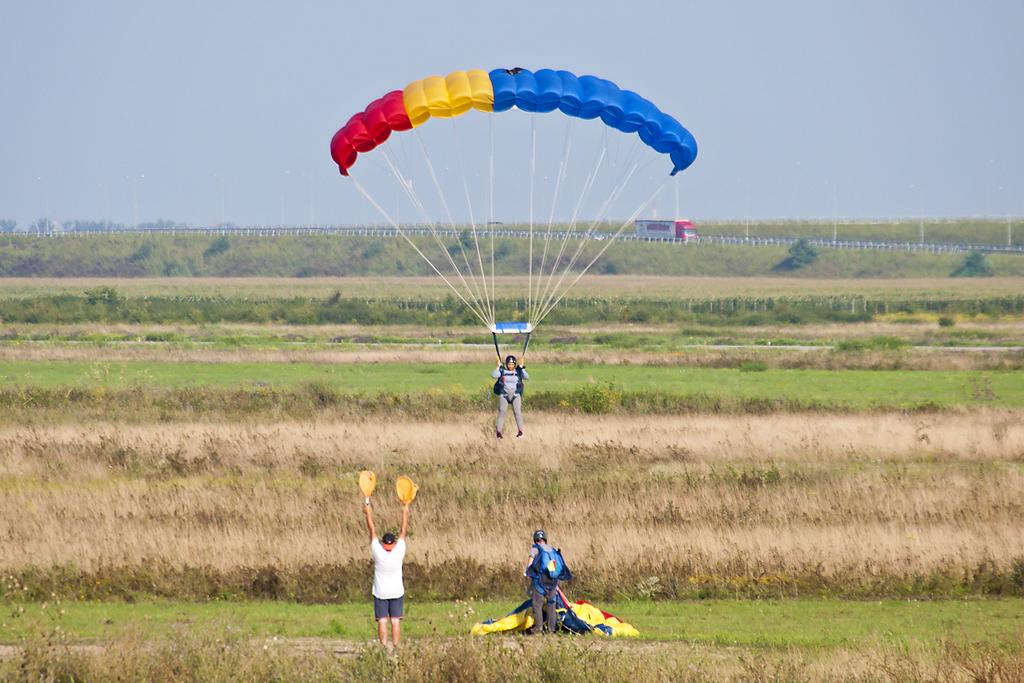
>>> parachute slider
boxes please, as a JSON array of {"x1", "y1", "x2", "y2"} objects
[
  {"x1": 491, "y1": 322, "x2": 533, "y2": 363},
  {"x1": 490, "y1": 322, "x2": 534, "y2": 335}
]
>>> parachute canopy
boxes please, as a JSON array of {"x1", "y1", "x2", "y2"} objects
[
  {"x1": 471, "y1": 592, "x2": 639, "y2": 637},
  {"x1": 330, "y1": 68, "x2": 698, "y2": 177}
]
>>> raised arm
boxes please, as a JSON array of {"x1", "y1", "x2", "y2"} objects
[
  {"x1": 523, "y1": 546, "x2": 536, "y2": 575},
  {"x1": 363, "y1": 500, "x2": 377, "y2": 543},
  {"x1": 399, "y1": 503, "x2": 410, "y2": 540}
]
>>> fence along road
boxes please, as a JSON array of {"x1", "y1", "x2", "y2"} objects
[{"x1": 23, "y1": 224, "x2": 1024, "y2": 255}]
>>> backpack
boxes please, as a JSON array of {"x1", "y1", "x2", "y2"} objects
[{"x1": 531, "y1": 543, "x2": 569, "y2": 581}]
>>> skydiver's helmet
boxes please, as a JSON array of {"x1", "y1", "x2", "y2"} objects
[
  {"x1": 505, "y1": 355, "x2": 518, "y2": 367},
  {"x1": 533, "y1": 529, "x2": 546, "y2": 543}
]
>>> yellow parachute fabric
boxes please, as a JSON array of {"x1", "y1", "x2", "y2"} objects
[
  {"x1": 470, "y1": 605, "x2": 533, "y2": 636},
  {"x1": 470, "y1": 598, "x2": 639, "y2": 637},
  {"x1": 570, "y1": 601, "x2": 640, "y2": 638},
  {"x1": 403, "y1": 69, "x2": 494, "y2": 127}
]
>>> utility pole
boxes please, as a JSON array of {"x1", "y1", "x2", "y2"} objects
[
  {"x1": 997, "y1": 185, "x2": 1013, "y2": 247},
  {"x1": 214, "y1": 173, "x2": 226, "y2": 227},
  {"x1": 910, "y1": 183, "x2": 924, "y2": 243},
  {"x1": 130, "y1": 175, "x2": 144, "y2": 230},
  {"x1": 826, "y1": 179, "x2": 838, "y2": 243},
  {"x1": 738, "y1": 176, "x2": 749, "y2": 239},
  {"x1": 307, "y1": 172, "x2": 316, "y2": 226},
  {"x1": 100, "y1": 182, "x2": 110, "y2": 230},
  {"x1": 918, "y1": 189, "x2": 924, "y2": 244},
  {"x1": 280, "y1": 170, "x2": 288, "y2": 226}
]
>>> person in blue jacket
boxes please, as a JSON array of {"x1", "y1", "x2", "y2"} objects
[
  {"x1": 491, "y1": 355, "x2": 528, "y2": 439},
  {"x1": 524, "y1": 529, "x2": 572, "y2": 634}
]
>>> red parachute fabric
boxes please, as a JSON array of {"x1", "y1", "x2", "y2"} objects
[{"x1": 331, "y1": 90, "x2": 411, "y2": 175}]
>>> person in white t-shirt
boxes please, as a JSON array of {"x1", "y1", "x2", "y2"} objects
[{"x1": 363, "y1": 498, "x2": 410, "y2": 649}]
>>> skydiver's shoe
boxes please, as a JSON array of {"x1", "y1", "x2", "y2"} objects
[
  {"x1": 496, "y1": 430, "x2": 503, "y2": 439},
  {"x1": 516, "y1": 430, "x2": 524, "y2": 438}
]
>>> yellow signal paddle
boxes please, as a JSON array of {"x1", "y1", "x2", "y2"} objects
[
  {"x1": 396, "y1": 475, "x2": 419, "y2": 504},
  {"x1": 358, "y1": 470, "x2": 377, "y2": 498}
]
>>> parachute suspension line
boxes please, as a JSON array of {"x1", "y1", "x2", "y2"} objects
[
  {"x1": 461, "y1": 163, "x2": 493, "y2": 326},
  {"x1": 414, "y1": 129, "x2": 491, "y2": 323},
  {"x1": 534, "y1": 177, "x2": 669, "y2": 327},
  {"x1": 527, "y1": 113, "x2": 537, "y2": 327},
  {"x1": 533, "y1": 138, "x2": 648, "y2": 324},
  {"x1": 488, "y1": 114, "x2": 497, "y2": 325},
  {"x1": 400, "y1": 140, "x2": 487, "y2": 319},
  {"x1": 491, "y1": 332, "x2": 502, "y2": 363},
  {"x1": 379, "y1": 150, "x2": 490, "y2": 326},
  {"x1": 534, "y1": 160, "x2": 641, "y2": 323},
  {"x1": 452, "y1": 118, "x2": 494, "y2": 327},
  {"x1": 350, "y1": 176, "x2": 490, "y2": 328},
  {"x1": 532, "y1": 118, "x2": 574, "y2": 325},
  {"x1": 531, "y1": 140, "x2": 608, "y2": 326}
]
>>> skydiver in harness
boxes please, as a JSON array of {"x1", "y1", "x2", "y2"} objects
[
  {"x1": 524, "y1": 529, "x2": 572, "y2": 634},
  {"x1": 492, "y1": 355, "x2": 528, "y2": 439}
]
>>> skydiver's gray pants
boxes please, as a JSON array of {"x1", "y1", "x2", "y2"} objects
[
  {"x1": 531, "y1": 581, "x2": 558, "y2": 634},
  {"x1": 496, "y1": 394, "x2": 523, "y2": 434}
]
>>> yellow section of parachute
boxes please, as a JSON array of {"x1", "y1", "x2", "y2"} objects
[
  {"x1": 403, "y1": 69, "x2": 494, "y2": 127},
  {"x1": 470, "y1": 608, "x2": 533, "y2": 636},
  {"x1": 569, "y1": 601, "x2": 640, "y2": 638}
]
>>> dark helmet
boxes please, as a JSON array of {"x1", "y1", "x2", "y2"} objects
[
  {"x1": 532, "y1": 529, "x2": 546, "y2": 543},
  {"x1": 505, "y1": 355, "x2": 518, "y2": 365},
  {"x1": 381, "y1": 532, "x2": 397, "y2": 546}
]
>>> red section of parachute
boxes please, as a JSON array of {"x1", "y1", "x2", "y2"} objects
[{"x1": 330, "y1": 90, "x2": 411, "y2": 176}]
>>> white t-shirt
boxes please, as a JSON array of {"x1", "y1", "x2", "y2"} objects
[{"x1": 370, "y1": 538, "x2": 406, "y2": 599}]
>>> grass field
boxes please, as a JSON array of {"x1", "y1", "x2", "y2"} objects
[
  {"x1": 3, "y1": 275, "x2": 1024, "y2": 300},
  {"x1": 3, "y1": 598, "x2": 1022, "y2": 646},
  {"x1": 2, "y1": 274, "x2": 1022, "y2": 681},
  {"x1": 3, "y1": 231, "x2": 1024, "y2": 279},
  {"x1": 3, "y1": 413, "x2": 1022, "y2": 599},
  {"x1": 699, "y1": 218, "x2": 1021, "y2": 247},
  {"x1": 0, "y1": 360, "x2": 1020, "y2": 409}
]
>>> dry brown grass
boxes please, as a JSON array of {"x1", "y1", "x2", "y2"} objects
[
  {"x1": 2, "y1": 412, "x2": 1022, "y2": 588},
  {"x1": 6, "y1": 632, "x2": 1022, "y2": 683},
  {"x1": 0, "y1": 339, "x2": 1020, "y2": 370}
]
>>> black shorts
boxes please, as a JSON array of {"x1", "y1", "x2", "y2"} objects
[{"x1": 373, "y1": 595, "x2": 404, "y2": 620}]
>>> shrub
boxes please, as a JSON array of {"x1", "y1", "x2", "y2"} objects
[
  {"x1": 569, "y1": 382, "x2": 623, "y2": 414},
  {"x1": 203, "y1": 236, "x2": 231, "y2": 259},
  {"x1": 772, "y1": 239, "x2": 818, "y2": 271},
  {"x1": 835, "y1": 336, "x2": 910, "y2": 352},
  {"x1": 951, "y1": 251, "x2": 994, "y2": 277},
  {"x1": 83, "y1": 286, "x2": 123, "y2": 306}
]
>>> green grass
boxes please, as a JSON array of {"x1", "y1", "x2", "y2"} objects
[
  {"x1": 0, "y1": 360, "x2": 1021, "y2": 408},
  {"x1": 2, "y1": 232, "x2": 1024, "y2": 278},
  {"x1": 701, "y1": 219, "x2": 1022, "y2": 248},
  {"x1": 3, "y1": 599, "x2": 1021, "y2": 648}
]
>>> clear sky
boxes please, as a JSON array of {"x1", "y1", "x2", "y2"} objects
[{"x1": 1, "y1": 0, "x2": 1022, "y2": 228}]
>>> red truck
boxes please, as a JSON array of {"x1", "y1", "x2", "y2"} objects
[{"x1": 634, "y1": 219, "x2": 699, "y2": 241}]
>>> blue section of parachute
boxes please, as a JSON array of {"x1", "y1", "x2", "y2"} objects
[
  {"x1": 488, "y1": 68, "x2": 697, "y2": 175},
  {"x1": 493, "y1": 321, "x2": 532, "y2": 334}
]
